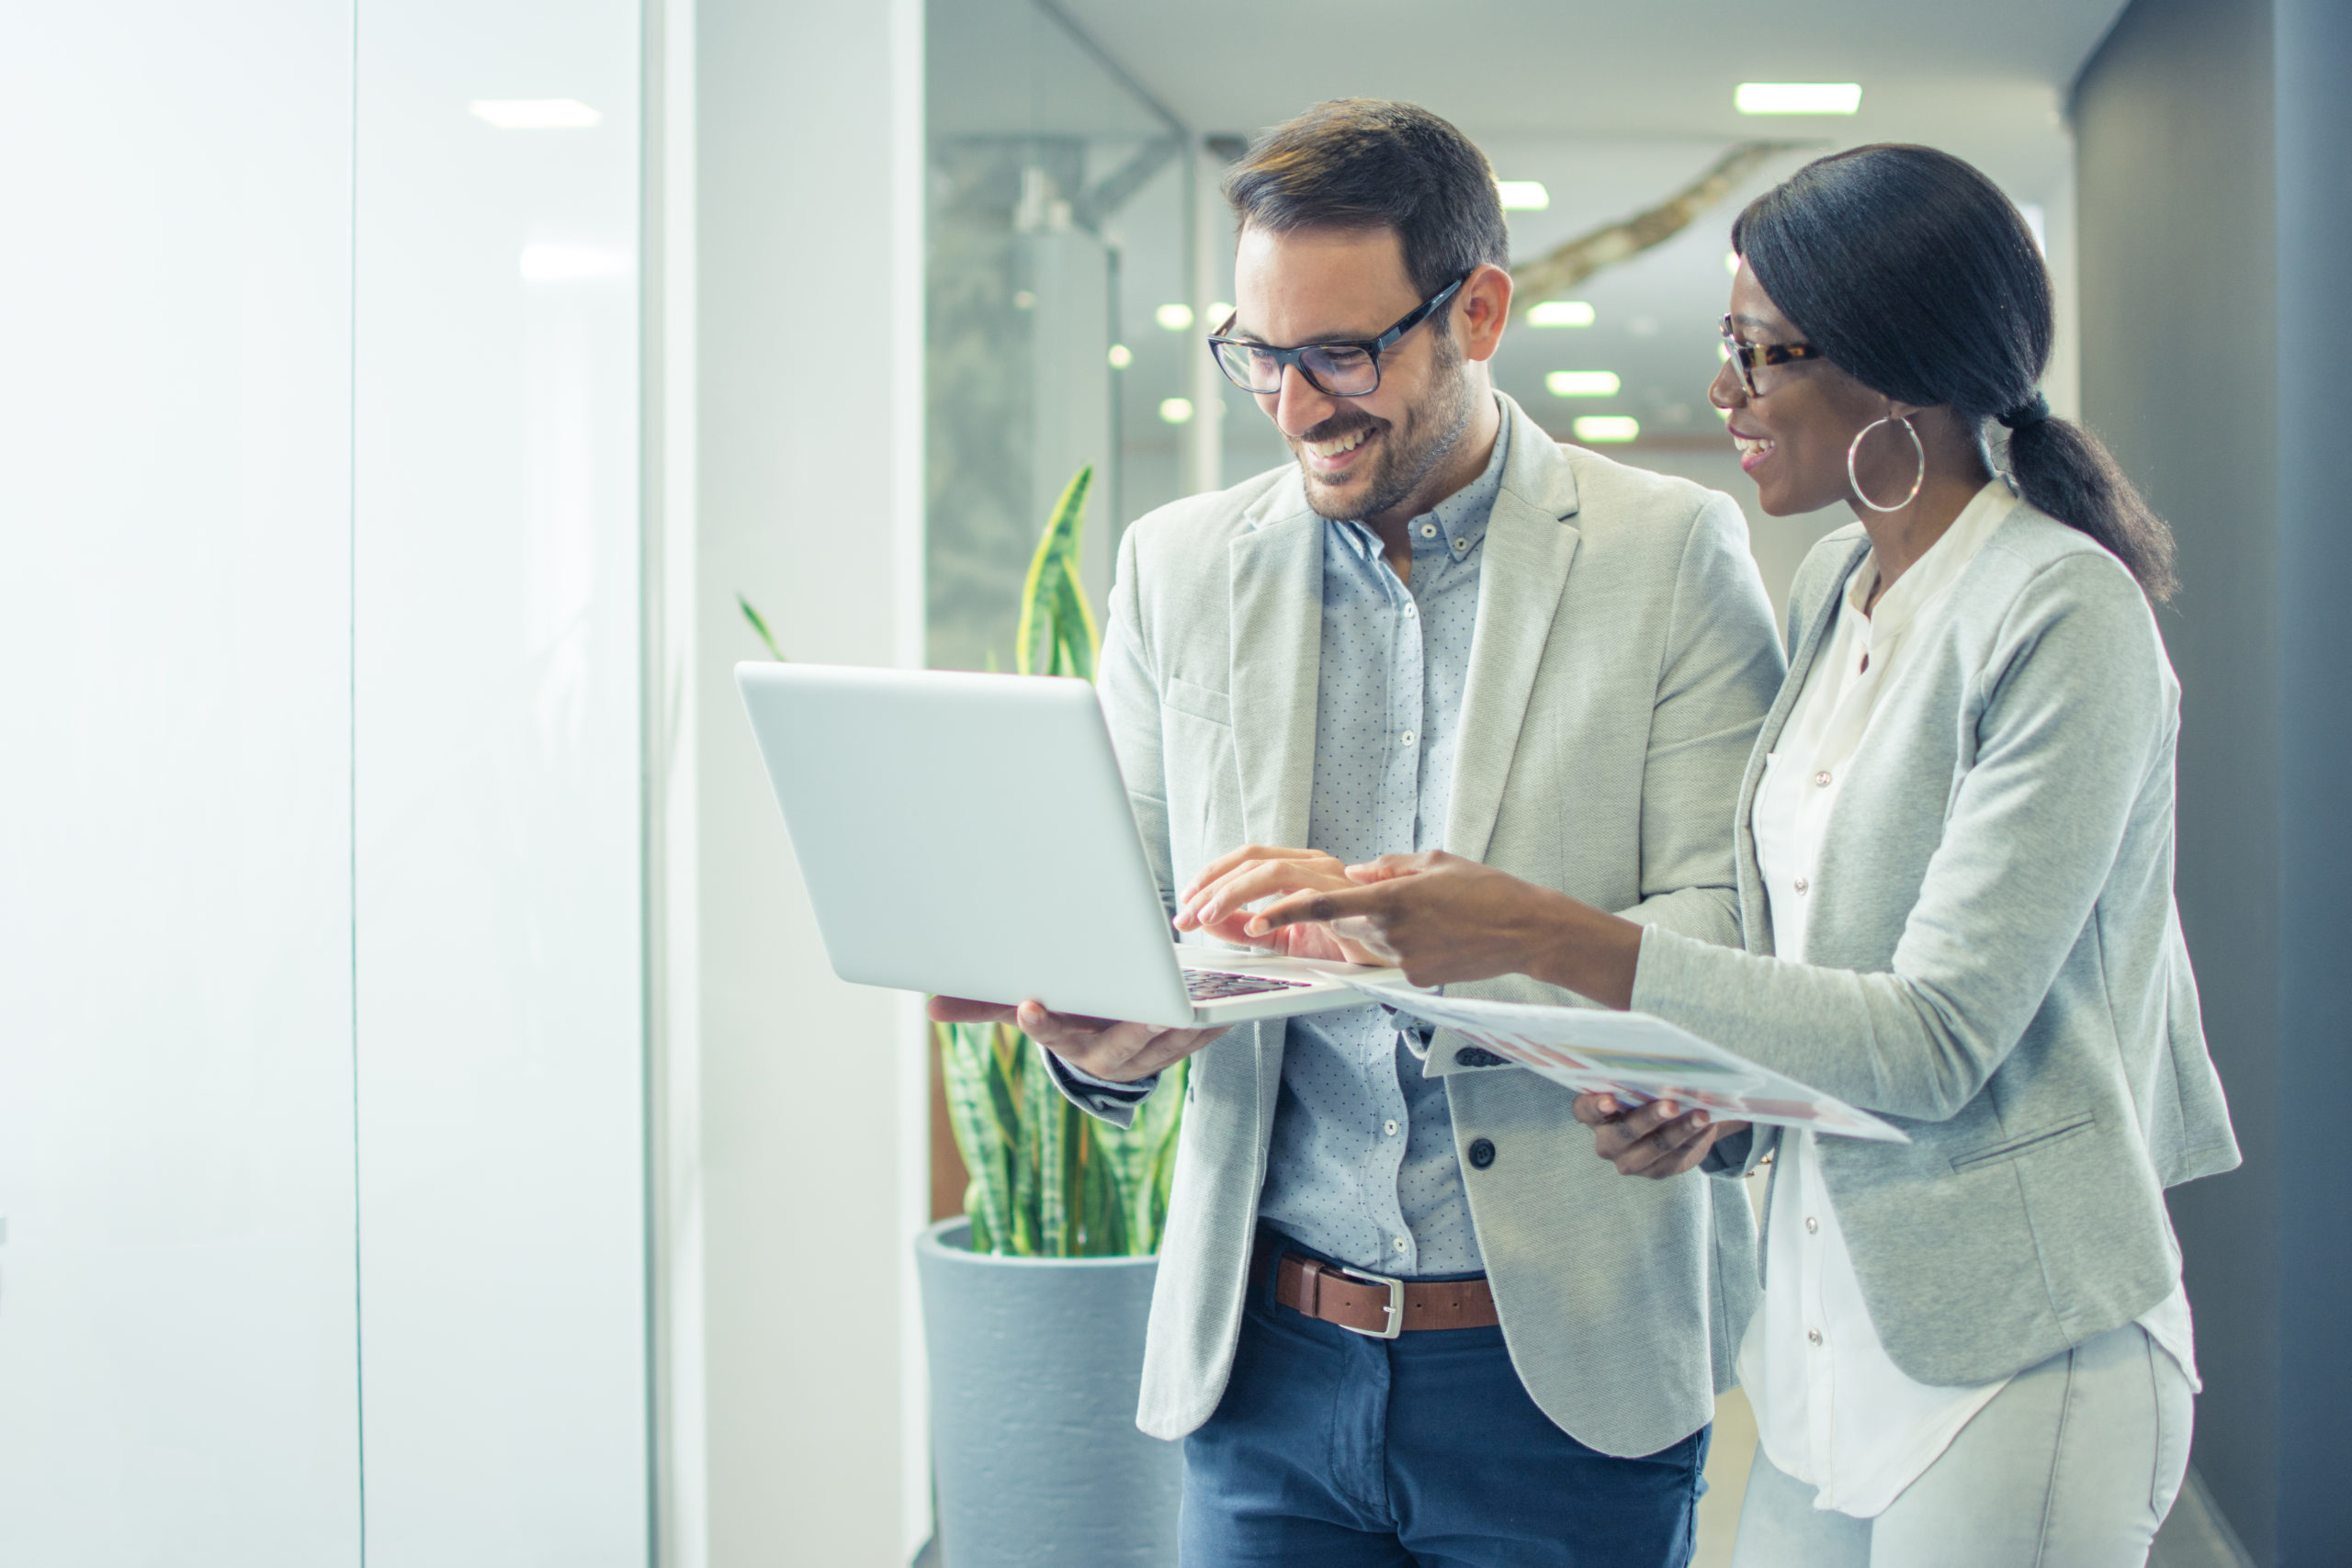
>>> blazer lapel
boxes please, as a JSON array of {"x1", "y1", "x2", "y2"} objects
[
  {"x1": 1444, "y1": 483, "x2": 1581, "y2": 863},
  {"x1": 1227, "y1": 504, "x2": 1324, "y2": 852}
]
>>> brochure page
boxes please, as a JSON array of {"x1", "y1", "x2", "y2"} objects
[{"x1": 1346, "y1": 981, "x2": 1909, "y2": 1144}]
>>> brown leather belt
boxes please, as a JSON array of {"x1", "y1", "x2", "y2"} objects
[{"x1": 1254, "y1": 1235, "x2": 1499, "y2": 1338}]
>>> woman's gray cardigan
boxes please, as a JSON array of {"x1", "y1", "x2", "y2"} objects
[{"x1": 1634, "y1": 501, "x2": 2240, "y2": 1389}]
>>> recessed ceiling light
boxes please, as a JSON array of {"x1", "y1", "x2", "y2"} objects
[
  {"x1": 1574, "y1": 415, "x2": 1641, "y2": 443},
  {"x1": 1498, "y1": 180, "x2": 1550, "y2": 211},
  {"x1": 1107, "y1": 344, "x2": 1133, "y2": 369},
  {"x1": 1207, "y1": 301, "x2": 1234, "y2": 325},
  {"x1": 471, "y1": 98, "x2": 602, "y2": 129},
  {"x1": 1159, "y1": 398, "x2": 1195, "y2": 424},
  {"x1": 1155, "y1": 302, "x2": 1194, "y2": 332},
  {"x1": 1526, "y1": 300, "x2": 1595, "y2": 328},
  {"x1": 518, "y1": 245, "x2": 630, "y2": 281},
  {"x1": 1546, "y1": 371, "x2": 1622, "y2": 398},
  {"x1": 1735, "y1": 83, "x2": 1861, "y2": 116}
]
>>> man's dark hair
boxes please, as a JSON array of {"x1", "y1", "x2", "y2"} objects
[{"x1": 1222, "y1": 99, "x2": 1509, "y2": 300}]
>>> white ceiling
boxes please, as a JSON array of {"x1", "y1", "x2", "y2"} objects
[{"x1": 1034, "y1": 0, "x2": 2129, "y2": 454}]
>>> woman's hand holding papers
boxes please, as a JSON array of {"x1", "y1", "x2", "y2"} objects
[
  {"x1": 1572, "y1": 1091, "x2": 1747, "y2": 1179},
  {"x1": 926, "y1": 995, "x2": 1224, "y2": 1084}
]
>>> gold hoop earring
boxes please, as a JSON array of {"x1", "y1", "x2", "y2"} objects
[{"x1": 1847, "y1": 414, "x2": 1926, "y2": 513}]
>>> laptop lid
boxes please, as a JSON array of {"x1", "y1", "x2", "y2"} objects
[{"x1": 734, "y1": 662, "x2": 1197, "y2": 1027}]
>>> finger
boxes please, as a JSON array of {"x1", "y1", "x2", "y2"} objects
[
  {"x1": 929, "y1": 996, "x2": 1017, "y2": 1024},
  {"x1": 1183, "y1": 859, "x2": 1332, "y2": 929},
  {"x1": 1572, "y1": 1092, "x2": 1627, "y2": 1127},
  {"x1": 1181, "y1": 843, "x2": 1318, "y2": 903},
  {"x1": 1341, "y1": 853, "x2": 1430, "y2": 885},
  {"x1": 1246, "y1": 883, "x2": 1392, "y2": 934},
  {"x1": 1611, "y1": 1111, "x2": 1715, "y2": 1177},
  {"x1": 1012, "y1": 999, "x2": 1122, "y2": 1044},
  {"x1": 1124, "y1": 1025, "x2": 1229, "y2": 1078}
]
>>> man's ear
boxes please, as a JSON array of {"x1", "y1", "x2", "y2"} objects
[{"x1": 1454, "y1": 263, "x2": 1513, "y2": 364}]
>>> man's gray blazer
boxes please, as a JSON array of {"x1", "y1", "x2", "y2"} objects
[
  {"x1": 1091, "y1": 393, "x2": 1786, "y2": 1456},
  {"x1": 1638, "y1": 502, "x2": 2241, "y2": 1388}
]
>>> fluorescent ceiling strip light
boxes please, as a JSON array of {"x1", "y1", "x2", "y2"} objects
[
  {"x1": 1735, "y1": 83, "x2": 1861, "y2": 115},
  {"x1": 1546, "y1": 371, "x2": 1622, "y2": 398},
  {"x1": 1497, "y1": 180, "x2": 1550, "y2": 211},
  {"x1": 471, "y1": 98, "x2": 602, "y2": 129},
  {"x1": 1574, "y1": 416, "x2": 1641, "y2": 443},
  {"x1": 1155, "y1": 303, "x2": 1194, "y2": 331},
  {"x1": 1526, "y1": 300, "x2": 1595, "y2": 328}
]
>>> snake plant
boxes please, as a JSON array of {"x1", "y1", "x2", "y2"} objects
[
  {"x1": 739, "y1": 465, "x2": 1188, "y2": 1257},
  {"x1": 936, "y1": 465, "x2": 1187, "y2": 1257}
]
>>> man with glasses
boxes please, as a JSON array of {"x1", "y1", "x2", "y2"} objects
[{"x1": 933, "y1": 98, "x2": 1783, "y2": 1567}]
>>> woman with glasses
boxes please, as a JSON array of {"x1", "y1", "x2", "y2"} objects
[{"x1": 1224, "y1": 143, "x2": 2239, "y2": 1565}]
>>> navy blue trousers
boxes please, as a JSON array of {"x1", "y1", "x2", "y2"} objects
[{"x1": 1180, "y1": 1239, "x2": 1709, "y2": 1567}]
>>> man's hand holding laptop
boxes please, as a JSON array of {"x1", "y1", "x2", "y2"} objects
[{"x1": 927, "y1": 843, "x2": 1377, "y2": 1085}]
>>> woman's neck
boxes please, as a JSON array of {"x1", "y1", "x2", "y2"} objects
[{"x1": 1852, "y1": 413, "x2": 1996, "y2": 612}]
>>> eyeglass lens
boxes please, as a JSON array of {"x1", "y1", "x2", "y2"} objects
[{"x1": 1215, "y1": 340, "x2": 1380, "y2": 397}]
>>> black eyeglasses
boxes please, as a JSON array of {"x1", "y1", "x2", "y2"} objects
[
  {"x1": 1719, "y1": 314, "x2": 1825, "y2": 398},
  {"x1": 1207, "y1": 274, "x2": 1469, "y2": 398}
]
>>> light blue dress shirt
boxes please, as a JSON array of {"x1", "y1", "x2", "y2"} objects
[{"x1": 1066, "y1": 410, "x2": 1508, "y2": 1280}]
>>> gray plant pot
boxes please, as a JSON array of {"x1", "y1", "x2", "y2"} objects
[{"x1": 916, "y1": 1217, "x2": 1182, "y2": 1568}]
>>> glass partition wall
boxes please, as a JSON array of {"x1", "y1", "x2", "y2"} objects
[{"x1": 926, "y1": 0, "x2": 1197, "y2": 671}]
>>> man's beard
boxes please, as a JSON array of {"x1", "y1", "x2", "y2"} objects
[{"x1": 1294, "y1": 334, "x2": 1478, "y2": 524}]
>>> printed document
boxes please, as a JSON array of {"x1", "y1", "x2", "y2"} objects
[{"x1": 1348, "y1": 981, "x2": 1909, "y2": 1144}]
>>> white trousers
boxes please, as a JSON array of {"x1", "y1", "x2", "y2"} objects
[{"x1": 1728, "y1": 1323, "x2": 2193, "y2": 1568}]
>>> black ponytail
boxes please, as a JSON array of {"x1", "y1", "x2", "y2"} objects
[{"x1": 1734, "y1": 145, "x2": 2178, "y2": 602}]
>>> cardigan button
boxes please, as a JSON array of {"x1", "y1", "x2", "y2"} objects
[
  {"x1": 1467, "y1": 1137, "x2": 1497, "y2": 1169},
  {"x1": 1813, "y1": 770, "x2": 1832, "y2": 788}
]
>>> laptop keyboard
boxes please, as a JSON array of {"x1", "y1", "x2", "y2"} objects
[{"x1": 1185, "y1": 969, "x2": 1315, "y2": 1001}]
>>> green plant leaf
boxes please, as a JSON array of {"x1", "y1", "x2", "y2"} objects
[
  {"x1": 1015, "y1": 467, "x2": 1100, "y2": 681},
  {"x1": 737, "y1": 593, "x2": 787, "y2": 661}
]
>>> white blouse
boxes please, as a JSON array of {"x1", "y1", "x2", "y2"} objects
[{"x1": 1740, "y1": 479, "x2": 2196, "y2": 1517}]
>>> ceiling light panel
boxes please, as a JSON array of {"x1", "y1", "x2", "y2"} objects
[
  {"x1": 1497, "y1": 180, "x2": 1550, "y2": 210},
  {"x1": 1526, "y1": 300, "x2": 1595, "y2": 328},
  {"x1": 1574, "y1": 416, "x2": 1641, "y2": 443},
  {"x1": 1155, "y1": 303, "x2": 1194, "y2": 332},
  {"x1": 471, "y1": 98, "x2": 602, "y2": 129},
  {"x1": 1546, "y1": 371, "x2": 1622, "y2": 398},
  {"x1": 1735, "y1": 83, "x2": 1861, "y2": 115}
]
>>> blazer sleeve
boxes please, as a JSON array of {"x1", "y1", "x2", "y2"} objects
[
  {"x1": 1613, "y1": 492, "x2": 1786, "y2": 947},
  {"x1": 1631, "y1": 552, "x2": 2168, "y2": 1122}
]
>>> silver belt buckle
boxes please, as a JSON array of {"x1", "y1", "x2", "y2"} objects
[{"x1": 1331, "y1": 1262, "x2": 1405, "y2": 1339}]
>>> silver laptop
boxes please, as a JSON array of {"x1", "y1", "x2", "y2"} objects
[{"x1": 734, "y1": 662, "x2": 1416, "y2": 1029}]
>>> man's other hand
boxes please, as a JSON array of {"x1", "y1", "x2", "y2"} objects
[
  {"x1": 1174, "y1": 844, "x2": 1387, "y2": 964},
  {"x1": 927, "y1": 995, "x2": 1226, "y2": 1084}
]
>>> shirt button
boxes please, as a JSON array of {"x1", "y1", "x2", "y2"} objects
[
  {"x1": 1404, "y1": 602, "x2": 1418, "y2": 616},
  {"x1": 1467, "y1": 1136, "x2": 1497, "y2": 1169},
  {"x1": 1813, "y1": 770, "x2": 1832, "y2": 788},
  {"x1": 1804, "y1": 1215, "x2": 1819, "y2": 1234},
  {"x1": 1419, "y1": 523, "x2": 1437, "y2": 537},
  {"x1": 1394, "y1": 1236, "x2": 1409, "y2": 1254},
  {"x1": 1453, "y1": 538, "x2": 1469, "y2": 551},
  {"x1": 1793, "y1": 877, "x2": 1809, "y2": 895},
  {"x1": 1384, "y1": 1119, "x2": 1399, "y2": 1136},
  {"x1": 1401, "y1": 730, "x2": 1417, "y2": 747},
  {"x1": 1807, "y1": 1328, "x2": 1824, "y2": 1347}
]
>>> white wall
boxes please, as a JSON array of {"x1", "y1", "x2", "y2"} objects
[
  {"x1": 0, "y1": 2, "x2": 652, "y2": 1561},
  {"x1": 693, "y1": 0, "x2": 929, "y2": 1562},
  {"x1": 0, "y1": 3, "x2": 362, "y2": 1560},
  {"x1": 352, "y1": 2, "x2": 650, "y2": 1562}
]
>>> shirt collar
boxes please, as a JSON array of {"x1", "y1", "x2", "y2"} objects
[
  {"x1": 1332, "y1": 396, "x2": 1510, "y2": 567},
  {"x1": 1847, "y1": 478, "x2": 2018, "y2": 642}
]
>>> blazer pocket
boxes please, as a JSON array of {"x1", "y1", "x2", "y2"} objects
[
  {"x1": 1948, "y1": 1114, "x2": 2097, "y2": 1173},
  {"x1": 1164, "y1": 675, "x2": 1232, "y2": 728}
]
